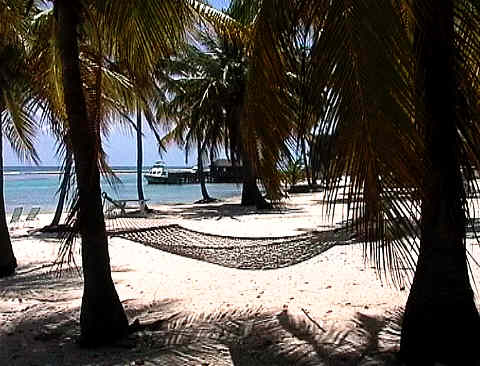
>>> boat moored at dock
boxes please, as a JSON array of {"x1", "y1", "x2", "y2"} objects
[
  {"x1": 144, "y1": 159, "x2": 242, "y2": 184},
  {"x1": 144, "y1": 161, "x2": 169, "y2": 184}
]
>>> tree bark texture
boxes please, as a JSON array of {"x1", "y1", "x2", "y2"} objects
[
  {"x1": 400, "y1": 2, "x2": 480, "y2": 364},
  {"x1": 0, "y1": 126, "x2": 17, "y2": 277},
  {"x1": 55, "y1": 0, "x2": 128, "y2": 346}
]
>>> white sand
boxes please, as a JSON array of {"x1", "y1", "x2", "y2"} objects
[{"x1": 2, "y1": 191, "x2": 479, "y2": 364}]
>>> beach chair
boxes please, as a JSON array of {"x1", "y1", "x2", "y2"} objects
[
  {"x1": 9, "y1": 207, "x2": 23, "y2": 228},
  {"x1": 102, "y1": 192, "x2": 149, "y2": 218},
  {"x1": 24, "y1": 207, "x2": 41, "y2": 226}
]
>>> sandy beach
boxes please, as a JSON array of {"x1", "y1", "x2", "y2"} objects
[{"x1": 2, "y1": 191, "x2": 479, "y2": 365}]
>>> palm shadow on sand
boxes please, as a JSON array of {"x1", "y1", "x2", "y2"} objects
[
  {"x1": 150, "y1": 201, "x2": 305, "y2": 222},
  {"x1": 1, "y1": 264, "x2": 404, "y2": 366}
]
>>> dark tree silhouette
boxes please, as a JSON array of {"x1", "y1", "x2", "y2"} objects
[
  {"x1": 55, "y1": 0, "x2": 128, "y2": 345},
  {"x1": 0, "y1": 127, "x2": 16, "y2": 277},
  {"x1": 136, "y1": 106, "x2": 146, "y2": 204},
  {"x1": 399, "y1": 2, "x2": 480, "y2": 364}
]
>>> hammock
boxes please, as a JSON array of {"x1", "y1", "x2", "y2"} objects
[{"x1": 107, "y1": 218, "x2": 355, "y2": 270}]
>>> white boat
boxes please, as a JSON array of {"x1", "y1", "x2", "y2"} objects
[{"x1": 144, "y1": 161, "x2": 169, "y2": 184}]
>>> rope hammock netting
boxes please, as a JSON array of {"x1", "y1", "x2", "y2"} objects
[{"x1": 105, "y1": 214, "x2": 355, "y2": 270}]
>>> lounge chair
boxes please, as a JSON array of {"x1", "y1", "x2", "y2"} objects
[
  {"x1": 24, "y1": 207, "x2": 41, "y2": 226},
  {"x1": 9, "y1": 207, "x2": 23, "y2": 228},
  {"x1": 102, "y1": 192, "x2": 149, "y2": 218}
]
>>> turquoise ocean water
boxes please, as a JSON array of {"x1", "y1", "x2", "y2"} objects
[{"x1": 3, "y1": 166, "x2": 242, "y2": 213}]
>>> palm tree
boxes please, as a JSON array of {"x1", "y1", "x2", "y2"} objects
[
  {"x1": 102, "y1": 43, "x2": 168, "y2": 209},
  {"x1": 215, "y1": 2, "x2": 289, "y2": 208},
  {"x1": 49, "y1": 144, "x2": 73, "y2": 229},
  {"x1": 226, "y1": 2, "x2": 296, "y2": 206},
  {"x1": 399, "y1": 3, "x2": 480, "y2": 364},
  {"x1": 239, "y1": 0, "x2": 480, "y2": 363},
  {"x1": 156, "y1": 41, "x2": 227, "y2": 203},
  {"x1": 196, "y1": 140, "x2": 213, "y2": 202},
  {"x1": 287, "y1": 23, "x2": 323, "y2": 187},
  {"x1": 112, "y1": 104, "x2": 159, "y2": 209},
  {"x1": 160, "y1": 105, "x2": 219, "y2": 203},
  {"x1": 52, "y1": 0, "x2": 194, "y2": 345},
  {"x1": 0, "y1": 128, "x2": 16, "y2": 277},
  {"x1": 135, "y1": 106, "x2": 146, "y2": 204},
  {"x1": 54, "y1": 1, "x2": 128, "y2": 345},
  {"x1": 121, "y1": 94, "x2": 165, "y2": 210},
  {"x1": 29, "y1": 7, "x2": 143, "y2": 231},
  {"x1": 133, "y1": 101, "x2": 161, "y2": 208},
  {"x1": 0, "y1": 1, "x2": 39, "y2": 277},
  {"x1": 158, "y1": 8, "x2": 288, "y2": 208}
]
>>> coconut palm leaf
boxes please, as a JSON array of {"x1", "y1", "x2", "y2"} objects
[
  {"x1": 2, "y1": 94, "x2": 39, "y2": 163},
  {"x1": 239, "y1": 0, "x2": 422, "y2": 285},
  {"x1": 0, "y1": 17, "x2": 40, "y2": 163},
  {"x1": 227, "y1": 0, "x2": 297, "y2": 200},
  {"x1": 92, "y1": 0, "x2": 193, "y2": 80},
  {"x1": 155, "y1": 36, "x2": 232, "y2": 166},
  {"x1": 0, "y1": 0, "x2": 44, "y2": 277}
]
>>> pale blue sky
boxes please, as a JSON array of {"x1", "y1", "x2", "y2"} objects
[{"x1": 3, "y1": 0, "x2": 231, "y2": 167}]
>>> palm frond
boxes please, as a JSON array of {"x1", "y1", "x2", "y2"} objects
[
  {"x1": 96, "y1": 0, "x2": 192, "y2": 77},
  {"x1": 1, "y1": 98, "x2": 39, "y2": 163},
  {"x1": 0, "y1": 36, "x2": 40, "y2": 163},
  {"x1": 240, "y1": 0, "x2": 299, "y2": 200},
  {"x1": 279, "y1": 1, "x2": 422, "y2": 286}
]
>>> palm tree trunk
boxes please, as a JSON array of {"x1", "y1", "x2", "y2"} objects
[
  {"x1": 301, "y1": 138, "x2": 311, "y2": 186},
  {"x1": 55, "y1": 0, "x2": 128, "y2": 346},
  {"x1": 136, "y1": 106, "x2": 145, "y2": 202},
  {"x1": 241, "y1": 170, "x2": 261, "y2": 206},
  {"x1": 310, "y1": 125, "x2": 320, "y2": 185},
  {"x1": 0, "y1": 126, "x2": 17, "y2": 277},
  {"x1": 241, "y1": 158, "x2": 271, "y2": 209},
  {"x1": 50, "y1": 151, "x2": 73, "y2": 227},
  {"x1": 197, "y1": 140, "x2": 212, "y2": 202},
  {"x1": 400, "y1": 2, "x2": 480, "y2": 364}
]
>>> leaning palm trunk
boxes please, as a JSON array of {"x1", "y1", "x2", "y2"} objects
[
  {"x1": 50, "y1": 152, "x2": 73, "y2": 227},
  {"x1": 136, "y1": 106, "x2": 146, "y2": 203},
  {"x1": 197, "y1": 140, "x2": 212, "y2": 202},
  {"x1": 400, "y1": 2, "x2": 480, "y2": 364},
  {"x1": 0, "y1": 126, "x2": 16, "y2": 277},
  {"x1": 55, "y1": 0, "x2": 128, "y2": 346},
  {"x1": 301, "y1": 139, "x2": 312, "y2": 186}
]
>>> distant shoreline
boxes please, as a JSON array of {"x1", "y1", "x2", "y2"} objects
[
  {"x1": 3, "y1": 169, "x2": 143, "y2": 175},
  {"x1": 2, "y1": 165, "x2": 193, "y2": 176},
  {"x1": 2, "y1": 169, "x2": 243, "y2": 213}
]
